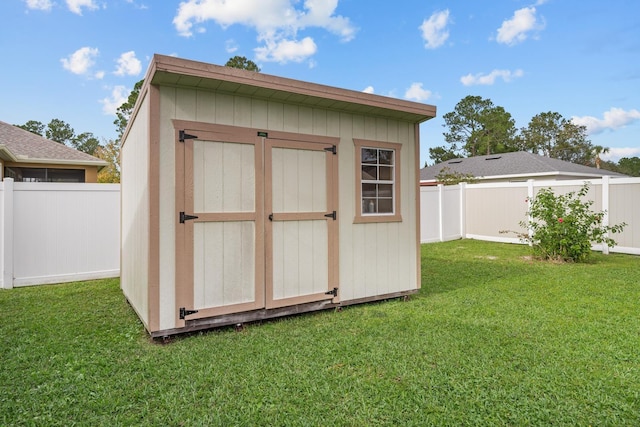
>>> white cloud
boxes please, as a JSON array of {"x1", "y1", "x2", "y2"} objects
[
  {"x1": 496, "y1": 7, "x2": 544, "y2": 46},
  {"x1": 24, "y1": 0, "x2": 53, "y2": 11},
  {"x1": 100, "y1": 85, "x2": 129, "y2": 115},
  {"x1": 255, "y1": 37, "x2": 317, "y2": 63},
  {"x1": 571, "y1": 107, "x2": 640, "y2": 134},
  {"x1": 404, "y1": 82, "x2": 432, "y2": 102},
  {"x1": 460, "y1": 69, "x2": 524, "y2": 86},
  {"x1": 114, "y1": 51, "x2": 142, "y2": 76},
  {"x1": 601, "y1": 147, "x2": 640, "y2": 162},
  {"x1": 66, "y1": 0, "x2": 99, "y2": 15},
  {"x1": 61, "y1": 46, "x2": 100, "y2": 76},
  {"x1": 419, "y1": 10, "x2": 450, "y2": 49},
  {"x1": 225, "y1": 39, "x2": 239, "y2": 53},
  {"x1": 172, "y1": 0, "x2": 356, "y2": 63},
  {"x1": 362, "y1": 86, "x2": 374, "y2": 94}
]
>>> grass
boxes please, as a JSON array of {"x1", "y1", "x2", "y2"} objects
[{"x1": 1, "y1": 239, "x2": 639, "y2": 426}]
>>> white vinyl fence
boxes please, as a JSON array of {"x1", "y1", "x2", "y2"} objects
[
  {"x1": 420, "y1": 176, "x2": 640, "y2": 255},
  {"x1": 1, "y1": 179, "x2": 120, "y2": 289}
]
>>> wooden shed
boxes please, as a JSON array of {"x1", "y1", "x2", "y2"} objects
[{"x1": 121, "y1": 54, "x2": 436, "y2": 337}]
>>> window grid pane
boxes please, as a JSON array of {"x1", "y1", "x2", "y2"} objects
[{"x1": 361, "y1": 147, "x2": 395, "y2": 215}]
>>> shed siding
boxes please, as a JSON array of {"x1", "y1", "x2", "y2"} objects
[
  {"x1": 121, "y1": 92, "x2": 150, "y2": 326},
  {"x1": 155, "y1": 86, "x2": 420, "y2": 330},
  {"x1": 338, "y1": 116, "x2": 417, "y2": 301}
]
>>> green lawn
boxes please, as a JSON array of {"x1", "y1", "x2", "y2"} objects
[{"x1": 1, "y1": 240, "x2": 639, "y2": 426}]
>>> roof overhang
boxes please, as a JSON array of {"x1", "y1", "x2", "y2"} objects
[
  {"x1": 145, "y1": 54, "x2": 437, "y2": 124},
  {"x1": 421, "y1": 170, "x2": 624, "y2": 184},
  {"x1": 0, "y1": 145, "x2": 108, "y2": 168}
]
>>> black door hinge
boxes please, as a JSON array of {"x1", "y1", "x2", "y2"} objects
[
  {"x1": 324, "y1": 145, "x2": 337, "y2": 155},
  {"x1": 179, "y1": 130, "x2": 198, "y2": 142},
  {"x1": 179, "y1": 212, "x2": 199, "y2": 223},
  {"x1": 325, "y1": 287, "x2": 338, "y2": 297},
  {"x1": 324, "y1": 211, "x2": 337, "y2": 220},
  {"x1": 179, "y1": 307, "x2": 199, "y2": 319}
]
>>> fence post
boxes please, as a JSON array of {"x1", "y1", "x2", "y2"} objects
[
  {"x1": 527, "y1": 180, "x2": 534, "y2": 245},
  {"x1": 601, "y1": 176, "x2": 610, "y2": 255},
  {"x1": 2, "y1": 178, "x2": 14, "y2": 289},
  {"x1": 459, "y1": 182, "x2": 466, "y2": 239},
  {"x1": 437, "y1": 184, "x2": 444, "y2": 242}
]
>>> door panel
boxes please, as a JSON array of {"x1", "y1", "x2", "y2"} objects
[
  {"x1": 193, "y1": 221, "x2": 256, "y2": 309},
  {"x1": 272, "y1": 220, "x2": 329, "y2": 300},
  {"x1": 193, "y1": 140, "x2": 255, "y2": 213},
  {"x1": 266, "y1": 139, "x2": 338, "y2": 309},
  {"x1": 176, "y1": 131, "x2": 264, "y2": 324}
]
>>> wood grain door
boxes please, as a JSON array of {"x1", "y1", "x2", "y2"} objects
[
  {"x1": 175, "y1": 126, "x2": 264, "y2": 325},
  {"x1": 265, "y1": 138, "x2": 339, "y2": 309},
  {"x1": 176, "y1": 123, "x2": 338, "y2": 326}
]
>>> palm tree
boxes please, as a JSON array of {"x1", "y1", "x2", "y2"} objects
[{"x1": 592, "y1": 145, "x2": 610, "y2": 169}]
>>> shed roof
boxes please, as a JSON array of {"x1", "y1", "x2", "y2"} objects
[
  {"x1": 0, "y1": 120, "x2": 107, "y2": 167},
  {"x1": 144, "y1": 54, "x2": 437, "y2": 124},
  {"x1": 420, "y1": 151, "x2": 627, "y2": 182}
]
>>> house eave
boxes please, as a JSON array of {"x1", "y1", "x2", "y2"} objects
[
  {"x1": 4, "y1": 157, "x2": 108, "y2": 168},
  {"x1": 421, "y1": 171, "x2": 623, "y2": 184}
]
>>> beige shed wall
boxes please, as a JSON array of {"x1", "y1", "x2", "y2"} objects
[
  {"x1": 120, "y1": 91, "x2": 151, "y2": 327},
  {"x1": 155, "y1": 86, "x2": 420, "y2": 330}
]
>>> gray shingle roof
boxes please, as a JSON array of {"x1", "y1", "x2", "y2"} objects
[
  {"x1": 420, "y1": 151, "x2": 627, "y2": 181},
  {"x1": 0, "y1": 120, "x2": 107, "y2": 165}
]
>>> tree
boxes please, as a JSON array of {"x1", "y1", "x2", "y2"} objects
[
  {"x1": 618, "y1": 157, "x2": 640, "y2": 177},
  {"x1": 434, "y1": 95, "x2": 518, "y2": 162},
  {"x1": 435, "y1": 167, "x2": 477, "y2": 185},
  {"x1": 591, "y1": 145, "x2": 609, "y2": 169},
  {"x1": 598, "y1": 160, "x2": 621, "y2": 174},
  {"x1": 71, "y1": 132, "x2": 101, "y2": 156},
  {"x1": 16, "y1": 120, "x2": 45, "y2": 136},
  {"x1": 225, "y1": 56, "x2": 261, "y2": 72},
  {"x1": 114, "y1": 79, "x2": 144, "y2": 139},
  {"x1": 520, "y1": 112, "x2": 593, "y2": 164},
  {"x1": 45, "y1": 119, "x2": 75, "y2": 145},
  {"x1": 428, "y1": 146, "x2": 459, "y2": 164},
  {"x1": 107, "y1": 79, "x2": 146, "y2": 183},
  {"x1": 95, "y1": 139, "x2": 121, "y2": 183}
]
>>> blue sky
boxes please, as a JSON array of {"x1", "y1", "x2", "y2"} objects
[{"x1": 2, "y1": 0, "x2": 639, "y2": 165}]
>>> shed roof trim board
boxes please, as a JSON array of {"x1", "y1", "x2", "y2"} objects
[{"x1": 145, "y1": 54, "x2": 437, "y2": 123}]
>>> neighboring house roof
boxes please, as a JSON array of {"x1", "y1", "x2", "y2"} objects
[
  {"x1": 420, "y1": 151, "x2": 627, "y2": 182},
  {"x1": 0, "y1": 120, "x2": 107, "y2": 167}
]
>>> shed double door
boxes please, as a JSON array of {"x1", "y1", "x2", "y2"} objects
[{"x1": 175, "y1": 125, "x2": 338, "y2": 325}]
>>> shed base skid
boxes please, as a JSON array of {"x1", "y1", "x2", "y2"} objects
[{"x1": 148, "y1": 289, "x2": 418, "y2": 338}]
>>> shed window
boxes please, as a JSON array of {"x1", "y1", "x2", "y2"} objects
[{"x1": 353, "y1": 139, "x2": 402, "y2": 223}]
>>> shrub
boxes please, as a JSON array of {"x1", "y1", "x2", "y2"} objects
[{"x1": 520, "y1": 184, "x2": 626, "y2": 262}]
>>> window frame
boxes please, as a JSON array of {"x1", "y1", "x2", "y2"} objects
[{"x1": 353, "y1": 138, "x2": 402, "y2": 223}]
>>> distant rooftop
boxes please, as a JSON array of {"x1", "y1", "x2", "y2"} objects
[
  {"x1": 420, "y1": 151, "x2": 627, "y2": 182},
  {"x1": 0, "y1": 120, "x2": 107, "y2": 166}
]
